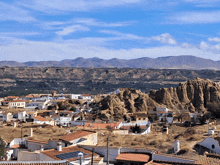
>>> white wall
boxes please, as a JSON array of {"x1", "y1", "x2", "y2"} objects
[
  {"x1": 156, "y1": 107, "x2": 168, "y2": 112},
  {"x1": 9, "y1": 138, "x2": 26, "y2": 148},
  {"x1": 18, "y1": 151, "x2": 55, "y2": 161},
  {"x1": 80, "y1": 145, "x2": 120, "y2": 163},
  {"x1": 27, "y1": 141, "x2": 48, "y2": 152},
  {"x1": 198, "y1": 137, "x2": 220, "y2": 154},
  {"x1": 18, "y1": 111, "x2": 26, "y2": 120},
  {"x1": 33, "y1": 120, "x2": 49, "y2": 124}
]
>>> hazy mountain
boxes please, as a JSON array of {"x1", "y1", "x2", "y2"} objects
[{"x1": 1, "y1": 55, "x2": 220, "y2": 69}]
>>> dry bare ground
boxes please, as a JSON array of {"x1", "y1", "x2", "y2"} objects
[
  {"x1": 0, "y1": 125, "x2": 67, "y2": 143},
  {"x1": 1, "y1": 121, "x2": 219, "y2": 158},
  {"x1": 97, "y1": 123, "x2": 220, "y2": 155}
]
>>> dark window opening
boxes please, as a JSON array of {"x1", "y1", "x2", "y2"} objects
[{"x1": 212, "y1": 144, "x2": 215, "y2": 149}]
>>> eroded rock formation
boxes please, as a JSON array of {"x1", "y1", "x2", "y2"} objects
[{"x1": 94, "y1": 78, "x2": 220, "y2": 120}]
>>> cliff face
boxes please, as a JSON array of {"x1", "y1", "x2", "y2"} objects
[
  {"x1": 95, "y1": 78, "x2": 220, "y2": 119},
  {"x1": 97, "y1": 88, "x2": 159, "y2": 120},
  {"x1": 149, "y1": 77, "x2": 220, "y2": 112}
]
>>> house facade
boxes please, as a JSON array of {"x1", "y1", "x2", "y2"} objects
[
  {"x1": 2, "y1": 100, "x2": 26, "y2": 108},
  {"x1": 198, "y1": 137, "x2": 220, "y2": 154},
  {"x1": 59, "y1": 130, "x2": 97, "y2": 147},
  {"x1": 33, "y1": 116, "x2": 49, "y2": 124},
  {"x1": 3, "y1": 113, "x2": 13, "y2": 122}
]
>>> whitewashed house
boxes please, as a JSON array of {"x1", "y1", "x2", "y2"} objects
[
  {"x1": 69, "y1": 94, "x2": 81, "y2": 99},
  {"x1": 198, "y1": 137, "x2": 220, "y2": 154},
  {"x1": 26, "y1": 100, "x2": 50, "y2": 110},
  {"x1": 59, "y1": 130, "x2": 97, "y2": 147},
  {"x1": 18, "y1": 111, "x2": 26, "y2": 121},
  {"x1": 79, "y1": 94, "x2": 91, "y2": 100},
  {"x1": 2, "y1": 100, "x2": 26, "y2": 108},
  {"x1": 3, "y1": 113, "x2": 13, "y2": 122},
  {"x1": 33, "y1": 116, "x2": 49, "y2": 124},
  {"x1": 166, "y1": 112, "x2": 174, "y2": 124},
  {"x1": 52, "y1": 114, "x2": 72, "y2": 126}
]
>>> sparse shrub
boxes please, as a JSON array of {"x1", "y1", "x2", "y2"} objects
[
  {"x1": 106, "y1": 126, "x2": 113, "y2": 132},
  {"x1": 149, "y1": 140, "x2": 156, "y2": 145},
  {"x1": 131, "y1": 141, "x2": 139, "y2": 146}
]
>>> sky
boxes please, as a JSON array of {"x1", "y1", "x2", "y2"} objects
[{"x1": 1, "y1": 0, "x2": 220, "y2": 62}]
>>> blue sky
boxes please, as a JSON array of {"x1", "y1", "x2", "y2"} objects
[{"x1": 1, "y1": 0, "x2": 220, "y2": 62}]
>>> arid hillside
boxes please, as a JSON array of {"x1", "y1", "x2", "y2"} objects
[
  {"x1": 90, "y1": 78, "x2": 220, "y2": 120},
  {"x1": 0, "y1": 67, "x2": 220, "y2": 96}
]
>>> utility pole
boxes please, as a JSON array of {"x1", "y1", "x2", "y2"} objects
[
  {"x1": 91, "y1": 148, "x2": 94, "y2": 165},
  {"x1": 107, "y1": 137, "x2": 109, "y2": 165}
]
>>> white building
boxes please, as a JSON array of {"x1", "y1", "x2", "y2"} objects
[
  {"x1": 198, "y1": 137, "x2": 220, "y2": 154},
  {"x1": 18, "y1": 111, "x2": 26, "y2": 121},
  {"x1": 2, "y1": 100, "x2": 26, "y2": 108},
  {"x1": 69, "y1": 94, "x2": 81, "y2": 99},
  {"x1": 33, "y1": 116, "x2": 49, "y2": 124},
  {"x1": 52, "y1": 114, "x2": 72, "y2": 127},
  {"x1": 3, "y1": 113, "x2": 13, "y2": 122},
  {"x1": 79, "y1": 94, "x2": 91, "y2": 100},
  {"x1": 156, "y1": 107, "x2": 169, "y2": 113},
  {"x1": 26, "y1": 100, "x2": 50, "y2": 110}
]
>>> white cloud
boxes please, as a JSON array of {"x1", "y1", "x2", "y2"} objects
[
  {"x1": 99, "y1": 30, "x2": 144, "y2": 40},
  {"x1": 41, "y1": 18, "x2": 135, "y2": 32},
  {"x1": 183, "y1": 0, "x2": 220, "y2": 7},
  {"x1": 151, "y1": 33, "x2": 177, "y2": 45},
  {"x1": 0, "y1": 32, "x2": 40, "y2": 37},
  {"x1": 198, "y1": 41, "x2": 220, "y2": 54},
  {"x1": 169, "y1": 11, "x2": 220, "y2": 24},
  {"x1": 17, "y1": 0, "x2": 141, "y2": 13},
  {"x1": 180, "y1": 42, "x2": 194, "y2": 48},
  {"x1": 208, "y1": 37, "x2": 220, "y2": 42},
  {"x1": 1, "y1": 38, "x2": 220, "y2": 62},
  {"x1": 56, "y1": 25, "x2": 90, "y2": 36},
  {"x1": 0, "y1": 2, "x2": 35, "y2": 22},
  {"x1": 73, "y1": 18, "x2": 134, "y2": 27}
]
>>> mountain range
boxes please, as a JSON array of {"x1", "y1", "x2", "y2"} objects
[{"x1": 1, "y1": 55, "x2": 220, "y2": 69}]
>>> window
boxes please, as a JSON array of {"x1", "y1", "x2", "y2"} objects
[
  {"x1": 212, "y1": 144, "x2": 215, "y2": 149},
  {"x1": 139, "y1": 118, "x2": 141, "y2": 120},
  {"x1": 143, "y1": 118, "x2": 145, "y2": 120}
]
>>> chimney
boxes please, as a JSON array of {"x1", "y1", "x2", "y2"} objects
[
  {"x1": 13, "y1": 122, "x2": 16, "y2": 128},
  {"x1": 173, "y1": 140, "x2": 180, "y2": 154},
  {"x1": 57, "y1": 142, "x2": 62, "y2": 151},
  {"x1": 40, "y1": 145, "x2": 44, "y2": 152},
  {"x1": 29, "y1": 128, "x2": 33, "y2": 137}
]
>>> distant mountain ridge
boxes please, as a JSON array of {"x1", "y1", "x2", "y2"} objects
[{"x1": 1, "y1": 55, "x2": 220, "y2": 69}]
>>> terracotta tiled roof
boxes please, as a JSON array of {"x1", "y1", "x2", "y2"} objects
[
  {"x1": 33, "y1": 116, "x2": 48, "y2": 121},
  {"x1": 7, "y1": 96, "x2": 19, "y2": 98},
  {"x1": 83, "y1": 122, "x2": 121, "y2": 129},
  {"x1": 116, "y1": 153, "x2": 150, "y2": 163},
  {"x1": 42, "y1": 145, "x2": 99, "y2": 161},
  {"x1": 81, "y1": 94, "x2": 91, "y2": 96},
  {"x1": 10, "y1": 144, "x2": 20, "y2": 148},
  {"x1": 59, "y1": 130, "x2": 95, "y2": 142},
  {"x1": 52, "y1": 113, "x2": 60, "y2": 118},
  {"x1": 157, "y1": 111, "x2": 166, "y2": 114}
]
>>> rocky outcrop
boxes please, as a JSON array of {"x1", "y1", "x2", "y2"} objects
[
  {"x1": 149, "y1": 78, "x2": 220, "y2": 112},
  {"x1": 95, "y1": 78, "x2": 220, "y2": 119},
  {"x1": 95, "y1": 88, "x2": 159, "y2": 120}
]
